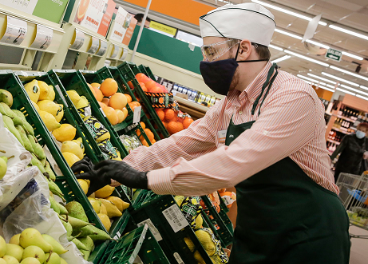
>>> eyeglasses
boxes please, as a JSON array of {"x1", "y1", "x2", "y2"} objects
[{"x1": 201, "y1": 39, "x2": 240, "y2": 62}]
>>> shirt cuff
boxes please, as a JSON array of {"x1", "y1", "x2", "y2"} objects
[{"x1": 147, "y1": 167, "x2": 175, "y2": 195}]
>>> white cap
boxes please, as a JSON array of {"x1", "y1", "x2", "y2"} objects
[{"x1": 199, "y1": 3, "x2": 275, "y2": 46}]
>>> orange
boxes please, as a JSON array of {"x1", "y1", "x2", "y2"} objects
[
  {"x1": 148, "y1": 85, "x2": 161, "y2": 93},
  {"x1": 136, "y1": 73, "x2": 149, "y2": 83},
  {"x1": 141, "y1": 139, "x2": 149, "y2": 147},
  {"x1": 164, "y1": 109, "x2": 175, "y2": 121},
  {"x1": 162, "y1": 121, "x2": 167, "y2": 129},
  {"x1": 87, "y1": 83, "x2": 93, "y2": 91},
  {"x1": 124, "y1": 94, "x2": 132, "y2": 103},
  {"x1": 155, "y1": 108, "x2": 165, "y2": 121},
  {"x1": 93, "y1": 87, "x2": 103, "y2": 102},
  {"x1": 128, "y1": 101, "x2": 141, "y2": 111},
  {"x1": 91, "y1": 83, "x2": 100, "y2": 89},
  {"x1": 136, "y1": 129, "x2": 141, "y2": 137},
  {"x1": 122, "y1": 107, "x2": 128, "y2": 119},
  {"x1": 98, "y1": 102, "x2": 107, "y2": 109},
  {"x1": 151, "y1": 139, "x2": 156, "y2": 144},
  {"x1": 140, "y1": 83, "x2": 148, "y2": 92},
  {"x1": 144, "y1": 129, "x2": 154, "y2": 141},
  {"x1": 109, "y1": 93, "x2": 128, "y2": 110},
  {"x1": 116, "y1": 109, "x2": 125, "y2": 123},
  {"x1": 140, "y1": 122, "x2": 146, "y2": 129},
  {"x1": 127, "y1": 81, "x2": 134, "y2": 89},
  {"x1": 100, "y1": 78, "x2": 118, "y2": 97},
  {"x1": 145, "y1": 80, "x2": 156, "y2": 91},
  {"x1": 77, "y1": 0, "x2": 90, "y2": 21},
  {"x1": 167, "y1": 121, "x2": 183, "y2": 134},
  {"x1": 103, "y1": 106, "x2": 118, "y2": 125},
  {"x1": 183, "y1": 118, "x2": 194, "y2": 129},
  {"x1": 102, "y1": 97, "x2": 109, "y2": 106}
]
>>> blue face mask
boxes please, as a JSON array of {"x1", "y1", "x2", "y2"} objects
[{"x1": 356, "y1": 130, "x2": 366, "y2": 139}]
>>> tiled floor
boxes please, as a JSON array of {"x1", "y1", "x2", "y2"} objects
[{"x1": 349, "y1": 225, "x2": 368, "y2": 264}]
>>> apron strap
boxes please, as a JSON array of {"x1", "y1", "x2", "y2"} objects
[
  {"x1": 251, "y1": 63, "x2": 278, "y2": 116},
  {"x1": 257, "y1": 68, "x2": 279, "y2": 116}
]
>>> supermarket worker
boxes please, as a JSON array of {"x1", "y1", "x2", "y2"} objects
[{"x1": 74, "y1": 3, "x2": 351, "y2": 263}]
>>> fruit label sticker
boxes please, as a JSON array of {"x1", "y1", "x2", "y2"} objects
[
  {"x1": 173, "y1": 253, "x2": 184, "y2": 264},
  {"x1": 96, "y1": 40, "x2": 108, "y2": 56},
  {"x1": 137, "y1": 219, "x2": 162, "y2": 241},
  {"x1": 162, "y1": 204, "x2": 189, "y2": 233},
  {"x1": 133, "y1": 106, "x2": 141, "y2": 124},
  {"x1": 70, "y1": 29, "x2": 85, "y2": 50},
  {"x1": 0, "y1": 16, "x2": 27, "y2": 46},
  {"x1": 30, "y1": 24, "x2": 53, "y2": 50},
  {"x1": 87, "y1": 37, "x2": 99, "y2": 54}
]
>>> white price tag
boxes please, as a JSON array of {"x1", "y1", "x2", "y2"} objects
[
  {"x1": 54, "y1": 85, "x2": 68, "y2": 107},
  {"x1": 1, "y1": 16, "x2": 27, "y2": 45},
  {"x1": 87, "y1": 37, "x2": 99, "y2": 54},
  {"x1": 162, "y1": 204, "x2": 189, "y2": 233},
  {"x1": 96, "y1": 40, "x2": 108, "y2": 56},
  {"x1": 173, "y1": 253, "x2": 184, "y2": 264},
  {"x1": 133, "y1": 106, "x2": 141, "y2": 124},
  {"x1": 137, "y1": 219, "x2": 162, "y2": 241},
  {"x1": 70, "y1": 29, "x2": 85, "y2": 50},
  {"x1": 113, "y1": 231, "x2": 121, "y2": 239},
  {"x1": 30, "y1": 24, "x2": 53, "y2": 50}
]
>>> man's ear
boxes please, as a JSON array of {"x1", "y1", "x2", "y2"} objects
[{"x1": 236, "y1": 40, "x2": 252, "y2": 61}]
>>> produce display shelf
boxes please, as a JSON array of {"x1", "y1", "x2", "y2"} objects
[
  {"x1": 116, "y1": 62, "x2": 170, "y2": 139},
  {"x1": 98, "y1": 224, "x2": 170, "y2": 264},
  {"x1": 129, "y1": 193, "x2": 214, "y2": 264}
]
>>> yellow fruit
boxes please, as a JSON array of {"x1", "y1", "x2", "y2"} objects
[
  {"x1": 98, "y1": 199, "x2": 122, "y2": 218},
  {"x1": 77, "y1": 179, "x2": 89, "y2": 194},
  {"x1": 24, "y1": 79, "x2": 40, "y2": 102},
  {"x1": 31, "y1": 101, "x2": 40, "y2": 112},
  {"x1": 61, "y1": 141, "x2": 83, "y2": 159},
  {"x1": 72, "y1": 137, "x2": 85, "y2": 154},
  {"x1": 194, "y1": 251, "x2": 206, "y2": 264},
  {"x1": 184, "y1": 237, "x2": 195, "y2": 252},
  {"x1": 62, "y1": 152, "x2": 80, "y2": 167},
  {"x1": 195, "y1": 230, "x2": 215, "y2": 256},
  {"x1": 97, "y1": 213, "x2": 111, "y2": 231},
  {"x1": 88, "y1": 197, "x2": 101, "y2": 213},
  {"x1": 39, "y1": 110, "x2": 61, "y2": 131},
  {"x1": 53, "y1": 124, "x2": 77, "y2": 142},
  {"x1": 89, "y1": 192, "x2": 95, "y2": 198},
  {"x1": 195, "y1": 214, "x2": 203, "y2": 229},
  {"x1": 37, "y1": 100, "x2": 64, "y2": 122},
  {"x1": 96, "y1": 132, "x2": 110, "y2": 142},
  {"x1": 76, "y1": 96, "x2": 89, "y2": 109},
  {"x1": 46, "y1": 85, "x2": 56, "y2": 101},
  {"x1": 100, "y1": 203, "x2": 107, "y2": 215},
  {"x1": 106, "y1": 196, "x2": 130, "y2": 212},
  {"x1": 38, "y1": 81, "x2": 50, "y2": 100},
  {"x1": 66, "y1": 90, "x2": 81, "y2": 106},
  {"x1": 95, "y1": 185, "x2": 114, "y2": 198}
]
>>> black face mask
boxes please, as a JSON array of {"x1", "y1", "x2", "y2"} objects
[{"x1": 199, "y1": 45, "x2": 269, "y2": 96}]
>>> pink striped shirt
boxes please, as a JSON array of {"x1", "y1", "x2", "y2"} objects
[{"x1": 124, "y1": 62, "x2": 338, "y2": 196}]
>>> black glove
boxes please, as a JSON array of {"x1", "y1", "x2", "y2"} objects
[
  {"x1": 75, "y1": 160, "x2": 148, "y2": 196},
  {"x1": 71, "y1": 156, "x2": 93, "y2": 174}
]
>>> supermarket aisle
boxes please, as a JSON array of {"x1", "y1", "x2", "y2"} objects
[{"x1": 349, "y1": 226, "x2": 368, "y2": 264}]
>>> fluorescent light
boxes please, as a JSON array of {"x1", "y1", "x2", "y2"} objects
[
  {"x1": 356, "y1": 94, "x2": 368, "y2": 101},
  {"x1": 305, "y1": 40, "x2": 330, "y2": 49},
  {"x1": 307, "y1": 73, "x2": 336, "y2": 84},
  {"x1": 339, "y1": 84, "x2": 368, "y2": 96},
  {"x1": 321, "y1": 72, "x2": 359, "y2": 86},
  {"x1": 251, "y1": 0, "x2": 326, "y2": 26},
  {"x1": 272, "y1": 55, "x2": 291, "y2": 64},
  {"x1": 326, "y1": 84, "x2": 336, "y2": 89},
  {"x1": 329, "y1": 25, "x2": 368, "y2": 41},
  {"x1": 336, "y1": 88, "x2": 356, "y2": 95},
  {"x1": 341, "y1": 51, "x2": 363, "y2": 61},
  {"x1": 284, "y1": 50, "x2": 330, "y2": 67},
  {"x1": 269, "y1": 44, "x2": 283, "y2": 51},
  {"x1": 275, "y1": 29, "x2": 303, "y2": 40},
  {"x1": 360, "y1": 85, "x2": 368, "y2": 91},
  {"x1": 330, "y1": 66, "x2": 368, "y2": 82},
  {"x1": 318, "y1": 85, "x2": 335, "y2": 92},
  {"x1": 297, "y1": 74, "x2": 319, "y2": 83}
]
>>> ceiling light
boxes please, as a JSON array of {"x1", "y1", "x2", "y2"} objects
[
  {"x1": 285, "y1": 50, "x2": 329, "y2": 67},
  {"x1": 307, "y1": 73, "x2": 336, "y2": 84},
  {"x1": 275, "y1": 29, "x2": 303, "y2": 40},
  {"x1": 339, "y1": 84, "x2": 368, "y2": 95},
  {"x1": 341, "y1": 51, "x2": 363, "y2": 61},
  {"x1": 269, "y1": 44, "x2": 283, "y2": 51},
  {"x1": 317, "y1": 85, "x2": 335, "y2": 92},
  {"x1": 329, "y1": 25, "x2": 368, "y2": 41},
  {"x1": 325, "y1": 84, "x2": 336, "y2": 89},
  {"x1": 297, "y1": 74, "x2": 319, "y2": 83},
  {"x1": 305, "y1": 40, "x2": 330, "y2": 49},
  {"x1": 272, "y1": 55, "x2": 291, "y2": 63},
  {"x1": 330, "y1": 66, "x2": 368, "y2": 82},
  {"x1": 251, "y1": 0, "x2": 327, "y2": 26},
  {"x1": 356, "y1": 94, "x2": 368, "y2": 101},
  {"x1": 336, "y1": 87, "x2": 356, "y2": 95},
  {"x1": 321, "y1": 72, "x2": 359, "y2": 87},
  {"x1": 360, "y1": 85, "x2": 368, "y2": 91}
]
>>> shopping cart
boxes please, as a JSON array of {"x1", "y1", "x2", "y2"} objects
[{"x1": 336, "y1": 172, "x2": 368, "y2": 238}]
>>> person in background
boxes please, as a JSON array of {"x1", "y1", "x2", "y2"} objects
[
  {"x1": 331, "y1": 122, "x2": 368, "y2": 182},
  {"x1": 134, "y1": 13, "x2": 151, "y2": 28}
]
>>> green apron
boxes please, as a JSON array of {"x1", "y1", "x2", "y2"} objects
[{"x1": 225, "y1": 64, "x2": 351, "y2": 263}]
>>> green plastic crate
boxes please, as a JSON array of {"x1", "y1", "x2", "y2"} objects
[
  {"x1": 138, "y1": 65, "x2": 156, "y2": 81},
  {"x1": 98, "y1": 224, "x2": 170, "y2": 264},
  {"x1": 48, "y1": 69, "x2": 129, "y2": 158},
  {"x1": 129, "y1": 194, "x2": 214, "y2": 264},
  {"x1": 116, "y1": 62, "x2": 170, "y2": 139}
]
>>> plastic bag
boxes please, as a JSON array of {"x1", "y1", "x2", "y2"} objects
[{"x1": 1, "y1": 168, "x2": 91, "y2": 264}]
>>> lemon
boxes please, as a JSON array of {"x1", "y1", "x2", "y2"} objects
[
  {"x1": 53, "y1": 124, "x2": 76, "y2": 142},
  {"x1": 46, "y1": 85, "x2": 56, "y2": 101},
  {"x1": 24, "y1": 79, "x2": 40, "y2": 103},
  {"x1": 37, "y1": 100, "x2": 64, "y2": 122},
  {"x1": 106, "y1": 196, "x2": 130, "y2": 212},
  {"x1": 72, "y1": 137, "x2": 85, "y2": 155},
  {"x1": 31, "y1": 101, "x2": 40, "y2": 112},
  {"x1": 61, "y1": 141, "x2": 83, "y2": 159},
  {"x1": 100, "y1": 203, "x2": 107, "y2": 214},
  {"x1": 95, "y1": 185, "x2": 115, "y2": 198},
  {"x1": 38, "y1": 81, "x2": 50, "y2": 100},
  {"x1": 88, "y1": 197, "x2": 101, "y2": 213},
  {"x1": 66, "y1": 90, "x2": 81, "y2": 106},
  {"x1": 76, "y1": 96, "x2": 89, "y2": 109},
  {"x1": 39, "y1": 110, "x2": 60, "y2": 131},
  {"x1": 97, "y1": 213, "x2": 111, "y2": 231},
  {"x1": 77, "y1": 179, "x2": 89, "y2": 194},
  {"x1": 62, "y1": 152, "x2": 80, "y2": 167}
]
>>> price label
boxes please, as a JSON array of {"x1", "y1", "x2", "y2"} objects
[
  {"x1": 110, "y1": 44, "x2": 118, "y2": 58},
  {"x1": 30, "y1": 24, "x2": 53, "y2": 50},
  {"x1": 0, "y1": 16, "x2": 27, "y2": 45},
  {"x1": 162, "y1": 204, "x2": 189, "y2": 233},
  {"x1": 70, "y1": 29, "x2": 85, "y2": 50},
  {"x1": 133, "y1": 106, "x2": 141, "y2": 124},
  {"x1": 173, "y1": 253, "x2": 184, "y2": 264},
  {"x1": 96, "y1": 40, "x2": 108, "y2": 56},
  {"x1": 120, "y1": 48, "x2": 128, "y2": 61},
  {"x1": 87, "y1": 37, "x2": 99, "y2": 54}
]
